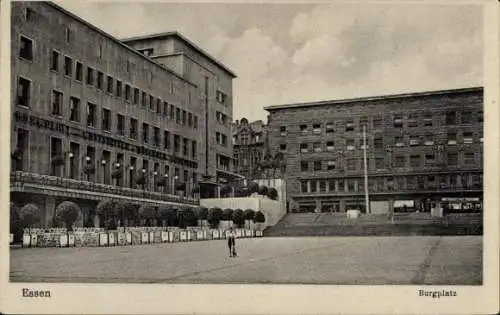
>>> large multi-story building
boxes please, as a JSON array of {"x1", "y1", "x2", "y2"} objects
[
  {"x1": 265, "y1": 87, "x2": 483, "y2": 213},
  {"x1": 10, "y1": 1, "x2": 236, "y2": 227},
  {"x1": 232, "y1": 118, "x2": 268, "y2": 179}
]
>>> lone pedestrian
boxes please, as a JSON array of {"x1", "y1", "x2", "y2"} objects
[{"x1": 227, "y1": 227, "x2": 236, "y2": 257}]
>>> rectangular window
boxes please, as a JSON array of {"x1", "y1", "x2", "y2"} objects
[
  {"x1": 17, "y1": 77, "x2": 31, "y2": 107},
  {"x1": 75, "y1": 61, "x2": 83, "y2": 81},
  {"x1": 116, "y1": 80, "x2": 122, "y2": 97},
  {"x1": 142, "y1": 123, "x2": 149, "y2": 143},
  {"x1": 445, "y1": 111, "x2": 456, "y2": 125},
  {"x1": 69, "y1": 97, "x2": 80, "y2": 122},
  {"x1": 50, "y1": 50, "x2": 59, "y2": 71},
  {"x1": 313, "y1": 124, "x2": 321, "y2": 134},
  {"x1": 301, "y1": 181, "x2": 308, "y2": 193},
  {"x1": 300, "y1": 161, "x2": 308, "y2": 172},
  {"x1": 425, "y1": 154, "x2": 436, "y2": 166},
  {"x1": 163, "y1": 102, "x2": 168, "y2": 117},
  {"x1": 107, "y1": 76, "x2": 113, "y2": 94},
  {"x1": 394, "y1": 155, "x2": 405, "y2": 168},
  {"x1": 423, "y1": 112, "x2": 433, "y2": 126},
  {"x1": 313, "y1": 142, "x2": 322, "y2": 152},
  {"x1": 327, "y1": 160, "x2": 337, "y2": 170},
  {"x1": 463, "y1": 132, "x2": 473, "y2": 144},
  {"x1": 324, "y1": 141, "x2": 334, "y2": 152},
  {"x1": 149, "y1": 95, "x2": 154, "y2": 111},
  {"x1": 375, "y1": 157, "x2": 385, "y2": 169},
  {"x1": 183, "y1": 138, "x2": 189, "y2": 156},
  {"x1": 20, "y1": 36, "x2": 33, "y2": 60},
  {"x1": 393, "y1": 114, "x2": 403, "y2": 128},
  {"x1": 191, "y1": 140, "x2": 197, "y2": 159},
  {"x1": 409, "y1": 136, "x2": 420, "y2": 146},
  {"x1": 345, "y1": 119, "x2": 354, "y2": 132},
  {"x1": 373, "y1": 117, "x2": 383, "y2": 129},
  {"x1": 319, "y1": 181, "x2": 326, "y2": 193},
  {"x1": 346, "y1": 139, "x2": 355, "y2": 150},
  {"x1": 130, "y1": 118, "x2": 138, "y2": 139},
  {"x1": 64, "y1": 56, "x2": 72, "y2": 76},
  {"x1": 464, "y1": 152, "x2": 475, "y2": 165},
  {"x1": 156, "y1": 99, "x2": 161, "y2": 114},
  {"x1": 188, "y1": 113, "x2": 193, "y2": 127},
  {"x1": 300, "y1": 124, "x2": 307, "y2": 135},
  {"x1": 65, "y1": 27, "x2": 72, "y2": 43},
  {"x1": 182, "y1": 110, "x2": 187, "y2": 125},
  {"x1": 52, "y1": 90, "x2": 63, "y2": 116},
  {"x1": 87, "y1": 103, "x2": 96, "y2": 127},
  {"x1": 314, "y1": 161, "x2": 322, "y2": 171},
  {"x1": 153, "y1": 127, "x2": 160, "y2": 147},
  {"x1": 102, "y1": 108, "x2": 111, "y2": 131},
  {"x1": 447, "y1": 132, "x2": 457, "y2": 145},
  {"x1": 170, "y1": 105, "x2": 175, "y2": 120},
  {"x1": 326, "y1": 122, "x2": 334, "y2": 134},
  {"x1": 461, "y1": 111, "x2": 472, "y2": 124},
  {"x1": 407, "y1": 114, "x2": 418, "y2": 127},
  {"x1": 125, "y1": 84, "x2": 131, "y2": 101},
  {"x1": 174, "y1": 135, "x2": 181, "y2": 153},
  {"x1": 447, "y1": 152, "x2": 458, "y2": 166},
  {"x1": 133, "y1": 88, "x2": 139, "y2": 104},
  {"x1": 395, "y1": 136, "x2": 405, "y2": 147},
  {"x1": 280, "y1": 144, "x2": 287, "y2": 152},
  {"x1": 86, "y1": 67, "x2": 94, "y2": 85},
  {"x1": 50, "y1": 137, "x2": 63, "y2": 176},
  {"x1": 280, "y1": 126, "x2": 287, "y2": 136},
  {"x1": 410, "y1": 155, "x2": 421, "y2": 168},
  {"x1": 310, "y1": 180, "x2": 318, "y2": 193},
  {"x1": 117, "y1": 114, "x2": 125, "y2": 135},
  {"x1": 97, "y1": 72, "x2": 103, "y2": 90},
  {"x1": 176, "y1": 108, "x2": 181, "y2": 123},
  {"x1": 164, "y1": 131, "x2": 171, "y2": 149},
  {"x1": 300, "y1": 143, "x2": 308, "y2": 153},
  {"x1": 374, "y1": 136, "x2": 384, "y2": 149},
  {"x1": 194, "y1": 115, "x2": 198, "y2": 129},
  {"x1": 360, "y1": 116, "x2": 368, "y2": 128},
  {"x1": 347, "y1": 158, "x2": 357, "y2": 171},
  {"x1": 424, "y1": 134, "x2": 434, "y2": 146}
]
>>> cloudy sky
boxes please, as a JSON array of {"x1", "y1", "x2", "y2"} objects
[{"x1": 57, "y1": 1, "x2": 483, "y2": 122}]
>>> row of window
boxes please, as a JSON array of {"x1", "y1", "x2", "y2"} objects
[
  {"x1": 18, "y1": 37, "x2": 200, "y2": 129},
  {"x1": 299, "y1": 151, "x2": 482, "y2": 172},
  {"x1": 299, "y1": 173, "x2": 483, "y2": 194},
  {"x1": 290, "y1": 132, "x2": 483, "y2": 153},
  {"x1": 278, "y1": 111, "x2": 483, "y2": 136},
  {"x1": 15, "y1": 132, "x2": 196, "y2": 190}
]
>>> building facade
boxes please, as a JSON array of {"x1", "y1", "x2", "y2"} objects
[
  {"x1": 10, "y1": 2, "x2": 236, "y2": 227},
  {"x1": 232, "y1": 118, "x2": 268, "y2": 179},
  {"x1": 265, "y1": 87, "x2": 483, "y2": 214}
]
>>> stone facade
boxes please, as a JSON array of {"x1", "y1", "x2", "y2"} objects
[
  {"x1": 10, "y1": 2, "x2": 236, "y2": 227},
  {"x1": 232, "y1": 118, "x2": 268, "y2": 179},
  {"x1": 265, "y1": 87, "x2": 484, "y2": 213}
]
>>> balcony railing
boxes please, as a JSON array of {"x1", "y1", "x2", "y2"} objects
[{"x1": 10, "y1": 171, "x2": 199, "y2": 205}]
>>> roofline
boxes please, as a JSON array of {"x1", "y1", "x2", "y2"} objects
[
  {"x1": 121, "y1": 31, "x2": 237, "y2": 78},
  {"x1": 264, "y1": 86, "x2": 484, "y2": 112},
  {"x1": 47, "y1": 2, "x2": 197, "y2": 87}
]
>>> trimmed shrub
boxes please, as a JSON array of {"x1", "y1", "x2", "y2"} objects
[
  {"x1": 159, "y1": 207, "x2": 178, "y2": 227},
  {"x1": 18, "y1": 203, "x2": 41, "y2": 228},
  {"x1": 197, "y1": 206, "x2": 208, "y2": 221},
  {"x1": 258, "y1": 185, "x2": 268, "y2": 196},
  {"x1": 55, "y1": 201, "x2": 81, "y2": 231},
  {"x1": 220, "y1": 184, "x2": 232, "y2": 195},
  {"x1": 267, "y1": 188, "x2": 278, "y2": 200},
  {"x1": 178, "y1": 208, "x2": 197, "y2": 228},
  {"x1": 244, "y1": 209, "x2": 255, "y2": 221},
  {"x1": 222, "y1": 208, "x2": 233, "y2": 221},
  {"x1": 139, "y1": 205, "x2": 157, "y2": 226},
  {"x1": 114, "y1": 202, "x2": 137, "y2": 226},
  {"x1": 255, "y1": 211, "x2": 266, "y2": 223},
  {"x1": 247, "y1": 182, "x2": 259, "y2": 194},
  {"x1": 10, "y1": 202, "x2": 23, "y2": 242},
  {"x1": 207, "y1": 207, "x2": 222, "y2": 228},
  {"x1": 232, "y1": 209, "x2": 244, "y2": 228}
]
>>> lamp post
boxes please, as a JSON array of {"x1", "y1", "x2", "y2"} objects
[
  {"x1": 101, "y1": 159, "x2": 107, "y2": 184},
  {"x1": 164, "y1": 173, "x2": 169, "y2": 194},
  {"x1": 153, "y1": 171, "x2": 158, "y2": 192},
  {"x1": 85, "y1": 156, "x2": 91, "y2": 181},
  {"x1": 128, "y1": 165, "x2": 134, "y2": 188},
  {"x1": 174, "y1": 175, "x2": 178, "y2": 196},
  {"x1": 142, "y1": 168, "x2": 146, "y2": 191},
  {"x1": 115, "y1": 162, "x2": 121, "y2": 186},
  {"x1": 67, "y1": 151, "x2": 74, "y2": 179}
]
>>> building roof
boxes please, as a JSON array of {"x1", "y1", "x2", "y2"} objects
[
  {"x1": 264, "y1": 86, "x2": 483, "y2": 112},
  {"x1": 121, "y1": 31, "x2": 237, "y2": 78},
  {"x1": 47, "y1": 2, "x2": 197, "y2": 87}
]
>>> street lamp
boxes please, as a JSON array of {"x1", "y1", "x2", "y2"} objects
[
  {"x1": 153, "y1": 171, "x2": 158, "y2": 192},
  {"x1": 101, "y1": 159, "x2": 107, "y2": 184},
  {"x1": 164, "y1": 173, "x2": 169, "y2": 194},
  {"x1": 174, "y1": 175, "x2": 179, "y2": 195}
]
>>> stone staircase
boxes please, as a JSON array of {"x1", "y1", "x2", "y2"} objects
[{"x1": 264, "y1": 212, "x2": 483, "y2": 237}]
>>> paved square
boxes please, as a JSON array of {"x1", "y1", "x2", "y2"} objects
[{"x1": 10, "y1": 236, "x2": 482, "y2": 285}]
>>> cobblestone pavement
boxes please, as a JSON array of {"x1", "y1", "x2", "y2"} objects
[{"x1": 10, "y1": 236, "x2": 482, "y2": 285}]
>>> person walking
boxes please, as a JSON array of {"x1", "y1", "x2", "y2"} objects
[{"x1": 227, "y1": 227, "x2": 236, "y2": 257}]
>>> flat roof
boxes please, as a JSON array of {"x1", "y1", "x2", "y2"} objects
[
  {"x1": 47, "y1": 2, "x2": 197, "y2": 87},
  {"x1": 121, "y1": 32, "x2": 237, "y2": 78},
  {"x1": 264, "y1": 86, "x2": 483, "y2": 112}
]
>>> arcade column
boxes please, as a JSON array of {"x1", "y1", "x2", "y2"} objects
[
  {"x1": 44, "y1": 196, "x2": 57, "y2": 227},
  {"x1": 339, "y1": 199, "x2": 346, "y2": 213}
]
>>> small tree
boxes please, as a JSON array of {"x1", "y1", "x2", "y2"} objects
[
  {"x1": 96, "y1": 199, "x2": 116, "y2": 228},
  {"x1": 197, "y1": 206, "x2": 208, "y2": 221},
  {"x1": 267, "y1": 188, "x2": 278, "y2": 200},
  {"x1": 19, "y1": 203, "x2": 41, "y2": 228},
  {"x1": 244, "y1": 209, "x2": 255, "y2": 221},
  {"x1": 159, "y1": 207, "x2": 178, "y2": 227},
  {"x1": 10, "y1": 202, "x2": 23, "y2": 242},
  {"x1": 258, "y1": 185, "x2": 268, "y2": 196},
  {"x1": 55, "y1": 201, "x2": 81, "y2": 231},
  {"x1": 207, "y1": 207, "x2": 222, "y2": 228},
  {"x1": 222, "y1": 208, "x2": 233, "y2": 221},
  {"x1": 247, "y1": 182, "x2": 259, "y2": 195},
  {"x1": 255, "y1": 211, "x2": 266, "y2": 223},
  {"x1": 139, "y1": 205, "x2": 157, "y2": 226},
  {"x1": 232, "y1": 209, "x2": 244, "y2": 228},
  {"x1": 178, "y1": 208, "x2": 197, "y2": 228}
]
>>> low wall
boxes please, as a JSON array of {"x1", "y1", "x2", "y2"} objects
[
  {"x1": 17, "y1": 226, "x2": 264, "y2": 248},
  {"x1": 200, "y1": 197, "x2": 286, "y2": 228}
]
